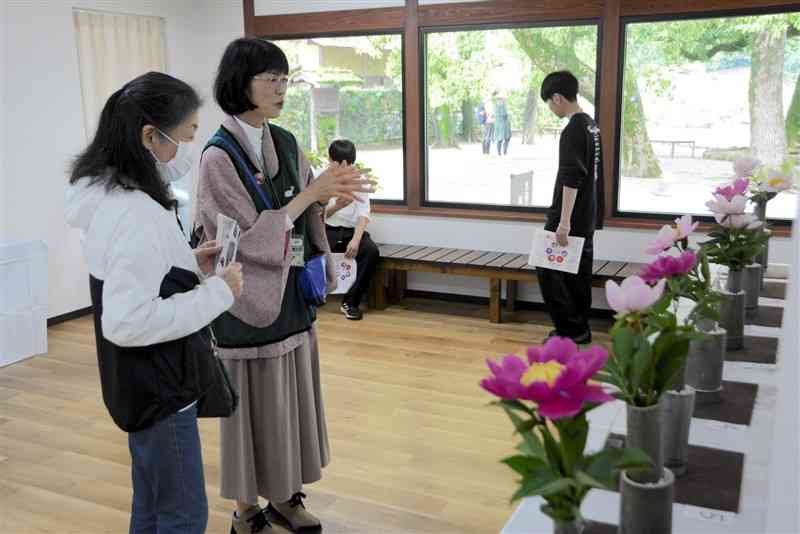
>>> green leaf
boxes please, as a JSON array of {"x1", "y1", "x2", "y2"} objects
[
  {"x1": 574, "y1": 469, "x2": 610, "y2": 490},
  {"x1": 615, "y1": 447, "x2": 654, "y2": 471},
  {"x1": 630, "y1": 339, "x2": 653, "y2": 394},
  {"x1": 498, "y1": 399, "x2": 532, "y2": 416},
  {"x1": 502, "y1": 455, "x2": 549, "y2": 476},
  {"x1": 540, "y1": 503, "x2": 577, "y2": 522},
  {"x1": 580, "y1": 447, "x2": 654, "y2": 490},
  {"x1": 540, "y1": 426, "x2": 566, "y2": 475},
  {"x1": 517, "y1": 432, "x2": 547, "y2": 460},
  {"x1": 557, "y1": 416, "x2": 589, "y2": 475},
  {"x1": 581, "y1": 449, "x2": 621, "y2": 489},
  {"x1": 503, "y1": 406, "x2": 537, "y2": 435},
  {"x1": 652, "y1": 331, "x2": 691, "y2": 394},
  {"x1": 511, "y1": 475, "x2": 577, "y2": 502},
  {"x1": 612, "y1": 325, "x2": 636, "y2": 361}
]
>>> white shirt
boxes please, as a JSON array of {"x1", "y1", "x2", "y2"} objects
[
  {"x1": 235, "y1": 116, "x2": 294, "y2": 231},
  {"x1": 235, "y1": 116, "x2": 265, "y2": 170},
  {"x1": 326, "y1": 192, "x2": 370, "y2": 228}
]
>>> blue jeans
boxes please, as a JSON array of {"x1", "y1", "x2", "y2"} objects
[{"x1": 128, "y1": 404, "x2": 208, "y2": 534}]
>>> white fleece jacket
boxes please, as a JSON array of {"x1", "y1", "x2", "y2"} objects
[{"x1": 65, "y1": 179, "x2": 234, "y2": 347}]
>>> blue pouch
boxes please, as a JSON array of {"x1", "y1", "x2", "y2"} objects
[{"x1": 299, "y1": 254, "x2": 327, "y2": 307}]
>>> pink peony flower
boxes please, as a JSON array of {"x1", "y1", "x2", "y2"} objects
[
  {"x1": 706, "y1": 193, "x2": 747, "y2": 216},
  {"x1": 639, "y1": 251, "x2": 697, "y2": 284},
  {"x1": 480, "y1": 338, "x2": 613, "y2": 420},
  {"x1": 605, "y1": 275, "x2": 666, "y2": 314},
  {"x1": 733, "y1": 157, "x2": 760, "y2": 178},
  {"x1": 480, "y1": 354, "x2": 528, "y2": 400},
  {"x1": 714, "y1": 178, "x2": 749, "y2": 202},
  {"x1": 645, "y1": 225, "x2": 677, "y2": 255},
  {"x1": 674, "y1": 214, "x2": 698, "y2": 240},
  {"x1": 714, "y1": 212, "x2": 763, "y2": 230},
  {"x1": 645, "y1": 215, "x2": 698, "y2": 255}
]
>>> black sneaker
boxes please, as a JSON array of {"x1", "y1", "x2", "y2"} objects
[
  {"x1": 543, "y1": 330, "x2": 591, "y2": 345},
  {"x1": 340, "y1": 302, "x2": 363, "y2": 320},
  {"x1": 542, "y1": 330, "x2": 560, "y2": 343},
  {"x1": 571, "y1": 331, "x2": 592, "y2": 345}
]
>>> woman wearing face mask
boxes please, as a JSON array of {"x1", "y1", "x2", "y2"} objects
[
  {"x1": 195, "y1": 39, "x2": 374, "y2": 534},
  {"x1": 65, "y1": 71, "x2": 244, "y2": 534}
]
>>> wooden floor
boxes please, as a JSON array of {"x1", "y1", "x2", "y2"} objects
[{"x1": 0, "y1": 297, "x2": 612, "y2": 533}]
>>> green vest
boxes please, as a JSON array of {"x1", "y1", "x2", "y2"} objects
[{"x1": 203, "y1": 123, "x2": 316, "y2": 348}]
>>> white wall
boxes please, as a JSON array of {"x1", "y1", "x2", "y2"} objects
[
  {"x1": 1, "y1": 0, "x2": 236, "y2": 318},
  {"x1": 0, "y1": 1, "x2": 8, "y2": 239}
]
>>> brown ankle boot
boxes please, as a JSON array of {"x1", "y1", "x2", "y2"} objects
[{"x1": 266, "y1": 492, "x2": 321, "y2": 533}]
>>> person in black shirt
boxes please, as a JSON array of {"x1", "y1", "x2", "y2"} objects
[{"x1": 538, "y1": 71, "x2": 604, "y2": 344}]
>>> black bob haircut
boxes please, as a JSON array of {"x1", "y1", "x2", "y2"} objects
[
  {"x1": 214, "y1": 38, "x2": 289, "y2": 115},
  {"x1": 329, "y1": 139, "x2": 357, "y2": 165},
  {"x1": 540, "y1": 71, "x2": 579, "y2": 103}
]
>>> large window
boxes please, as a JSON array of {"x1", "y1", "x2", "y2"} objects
[
  {"x1": 617, "y1": 12, "x2": 800, "y2": 220},
  {"x1": 273, "y1": 35, "x2": 405, "y2": 201},
  {"x1": 422, "y1": 24, "x2": 599, "y2": 208}
]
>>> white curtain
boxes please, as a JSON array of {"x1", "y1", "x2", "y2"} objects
[{"x1": 73, "y1": 9, "x2": 167, "y2": 139}]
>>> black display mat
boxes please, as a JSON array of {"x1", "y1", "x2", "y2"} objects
[
  {"x1": 762, "y1": 281, "x2": 787, "y2": 300},
  {"x1": 750, "y1": 306, "x2": 783, "y2": 328},
  {"x1": 606, "y1": 434, "x2": 744, "y2": 513},
  {"x1": 584, "y1": 521, "x2": 616, "y2": 534},
  {"x1": 725, "y1": 336, "x2": 778, "y2": 364},
  {"x1": 692, "y1": 380, "x2": 758, "y2": 426}
]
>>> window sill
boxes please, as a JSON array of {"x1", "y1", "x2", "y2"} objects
[{"x1": 371, "y1": 204, "x2": 792, "y2": 238}]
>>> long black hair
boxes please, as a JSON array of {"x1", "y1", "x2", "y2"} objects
[{"x1": 69, "y1": 71, "x2": 201, "y2": 210}]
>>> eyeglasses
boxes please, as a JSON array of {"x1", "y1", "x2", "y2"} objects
[{"x1": 252, "y1": 75, "x2": 289, "y2": 89}]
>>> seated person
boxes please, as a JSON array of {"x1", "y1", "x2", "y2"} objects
[{"x1": 324, "y1": 139, "x2": 380, "y2": 320}]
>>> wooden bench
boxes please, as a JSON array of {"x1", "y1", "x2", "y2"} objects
[
  {"x1": 368, "y1": 244, "x2": 645, "y2": 324},
  {"x1": 650, "y1": 139, "x2": 697, "y2": 159}
]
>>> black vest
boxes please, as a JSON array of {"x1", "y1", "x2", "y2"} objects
[
  {"x1": 90, "y1": 267, "x2": 218, "y2": 432},
  {"x1": 203, "y1": 123, "x2": 317, "y2": 349}
]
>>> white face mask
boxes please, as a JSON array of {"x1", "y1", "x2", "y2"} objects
[{"x1": 150, "y1": 129, "x2": 195, "y2": 183}]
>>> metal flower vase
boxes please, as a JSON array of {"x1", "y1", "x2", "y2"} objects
[
  {"x1": 553, "y1": 519, "x2": 584, "y2": 534},
  {"x1": 661, "y1": 386, "x2": 696, "y2": 476},
  {"x1": 619, "y1": 468, "x2": 675, "y2": 534},
  {"x1": 684, "y1": 319, "x2": 726, "y2": 405},
  {"x1": 754, "y1": 199, "x2": 768, "y2": 289},
  {"x1": 744, "y1": 264, "x2": 762, "y2": 320},
  {"x1": 721, "y1": 270, "x2": 746, "y2": 351}
]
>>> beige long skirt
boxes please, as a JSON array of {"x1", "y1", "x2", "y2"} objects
[{"x1": 219, "y1": 328, "x2": 330, "y2": 504}]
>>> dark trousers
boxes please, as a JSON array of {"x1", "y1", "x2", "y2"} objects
[
  {"x1": 497, "y1": 137, "x2": 510, "y2": 155},
  {"x1": 482, "y1": 124, "x2": 495, "y2": 154},
  {"x1": 325, "y1": 225, "x2": 380, "y2": 307},
  {"x1": 128, "y1": 404, "x2": 208, "y2": 534},
  {"x1": 537, "y1": 236, "x2": 594, "y2": 338}
]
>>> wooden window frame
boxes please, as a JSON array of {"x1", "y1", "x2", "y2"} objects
[{"x1": 243, "y1": 0, "x2": 798, "y2": 236}]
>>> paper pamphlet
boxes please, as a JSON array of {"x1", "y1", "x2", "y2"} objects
[
  {"x1": 528, "y1": 230, "x2": 585, "y2": 274},
  {"x1": 330, "y1": 253, "x2": 357, "y2": 294},
  {"x1": 214, "y1": 213, "x2": 241, "y2": 275}
]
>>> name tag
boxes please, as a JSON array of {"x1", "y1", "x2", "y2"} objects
[{"x1": 290, "y1": 236, "x2": 305, "y2": 267}]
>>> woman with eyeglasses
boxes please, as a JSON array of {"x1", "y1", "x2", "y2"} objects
[
  {"x1": 66, "y1": 71, "x2": 244, "y2": 533},
  {"x1": 195, "y1": 38, "x2": 374, "y2": 534}
]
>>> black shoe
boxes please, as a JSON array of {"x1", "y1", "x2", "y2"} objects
[
  {"x1": 571, "y1": 331, "x2": 592, "y2": 345},
  {"x1": 340, "y1": 302, "x2": 363, "y2": 320},
  {"x1": 542, "y1": 330, "x2": 560, "y2": 343},
  {"x1": 543, "y1": 330, "x2": 591, "y2": 345}
]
